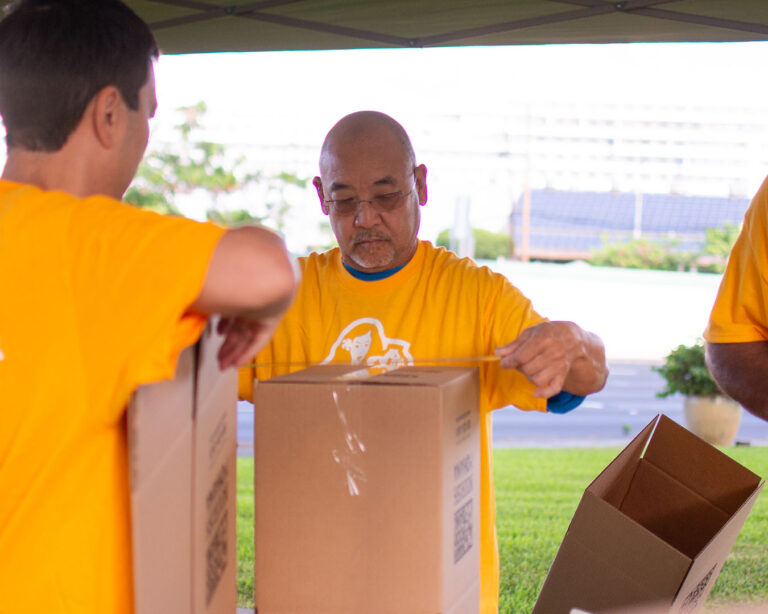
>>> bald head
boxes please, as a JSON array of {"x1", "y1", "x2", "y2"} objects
[
  {"x1": 312, "y1": 110, "x2": 428, "y2": 274},
  {"x1": 319, "y1": 111, "x2": 416, "y2": 174}
]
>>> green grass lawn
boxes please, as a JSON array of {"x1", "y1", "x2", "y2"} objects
[{"x1": 236, "y1": 446, "x2": 768, "y2": 612}]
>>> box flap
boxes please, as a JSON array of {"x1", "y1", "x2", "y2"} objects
[
  {"x1": 129, "y1": 345, "x2": 195, "y2": 488},
  {"x1": 620, "y1": 459, "x2": 730, "y2": 558},
  {"x1": 261, "y1": 364, "x2": 475, "y2": 387},
  {"x1": 533, "y1": 491, "x2": 689, "y2": 614},
  {"x1": 587, "y1": 415, "x2": 658, "y2": 507},
  {"x1": 129, "y1": 343, "x2": 196, "y2": 614},
  {"x1": 191, "y1": 324, "x2": 238, "y2": 614},
  {"x1": 671, "y1": 480, "x2": 764, "y2": 611},
  {"x1": 644, "y1": 415, "x2": 762, "y2": 515}
]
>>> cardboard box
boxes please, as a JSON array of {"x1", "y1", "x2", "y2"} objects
[
  {"x1": 572, "y1": 601, "x2": 768, "y2": 614},
  {"x1": 253, "y1": 365, "x2": 481, "y2": 614},
  {"x1": 534, "y1": 414, "x2": 764, "y2": 614},
  {"x1": 128, "y1": 324, "x2": 238, "y2": 614}
]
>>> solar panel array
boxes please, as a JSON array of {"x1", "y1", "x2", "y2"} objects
[{"x1": 508, "y1": 190, "x2": 751, "y2": 256}]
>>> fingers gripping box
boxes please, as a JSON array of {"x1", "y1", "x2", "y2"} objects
[
  {"x1": 534, "y1": 414, "x2": 763, "y2": 614},
  {"x1": 128, "y1": 325, "x2": 238, "y2": 614},
  {"x1": 253, "y1": 365, "x2": 481, "y2": 614}
]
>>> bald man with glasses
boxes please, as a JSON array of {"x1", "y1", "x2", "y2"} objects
[{"x1": 240, "y1": 110, "x2": 608, "y2": 614}]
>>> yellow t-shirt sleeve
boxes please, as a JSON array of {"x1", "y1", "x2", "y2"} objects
[
  {"x1": 239, "y1": 365, "x2": 256, "y2": 402},
  {"x1": 705, "y1": 177, "x2": 768, "y2": 343},
  {"x1": 68, "y1": 197, "x2": 225, "y2": 405},
  {"x1": 482, "y1": 272, "x2": 548, "y2": 413}
]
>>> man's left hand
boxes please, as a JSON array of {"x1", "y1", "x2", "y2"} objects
[{"x1": 495, "y1": 321, "x2": 608, "y2": 398}]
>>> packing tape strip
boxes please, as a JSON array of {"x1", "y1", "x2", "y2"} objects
[{"x1": 242, "y1": 355, "x2": 501, "y2": 370}]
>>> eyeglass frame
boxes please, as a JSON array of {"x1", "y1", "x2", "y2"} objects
[{"x1": 321, "y1": 175, "x2": 418, "y2": 217}]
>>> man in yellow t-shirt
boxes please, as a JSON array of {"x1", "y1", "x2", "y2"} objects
[
  {"x1": 240, "y1": 111, "x2": 608, "y2": 613},
  {"x1": 0, "y1": 2, "x2": 297, "y2": 613},
  {"x1": 704, "y1": 176, "x2": 768, "y2": 422}
]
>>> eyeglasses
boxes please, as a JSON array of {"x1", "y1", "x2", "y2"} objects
[{"x1": 324, "y1": 186, "x2": 415, "y2": 217}]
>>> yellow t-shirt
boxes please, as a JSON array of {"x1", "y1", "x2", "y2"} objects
[
  {"x1": 705, "y1": 176, "x2": 768, "y2": 343},
  {"x1": 239, "y1": 241, "x2": 546, "y2": 614},
  {"x1": 0, "y1": 180, "x2": 225, "y2": 614}
]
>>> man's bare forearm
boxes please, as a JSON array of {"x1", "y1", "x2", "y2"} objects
[
  {"x1": 559, "y1": 322, "x2": 609, "y2": 396},
  {"x1": 706, "y1": 341, "x2": 768, "y2": 421}
]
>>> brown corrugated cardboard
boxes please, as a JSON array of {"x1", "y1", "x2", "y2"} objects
[
  {"x1": 572, "y1": 600, "x2": 768, "y2": 613},
  {"x1": 534, "y1": 414, "x2": 764, "y2": 614},
  {"x1": 129, "y1": 324, "x2": 238, "y2": 614},
  {"x1": 253, "y1": 365, "x2": 481, "y2": 614}
]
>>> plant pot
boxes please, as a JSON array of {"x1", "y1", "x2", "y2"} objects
[{"x1": 683, "y1": 395, "x2": 742, "y2": 446}]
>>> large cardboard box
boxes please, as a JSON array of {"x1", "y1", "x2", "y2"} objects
[
  {"x1": 253, "y1": 365, "x2": 481, "y2": 614},
  {"x1": 128, "y1": 325, "x2": 238, "y2": 614},
  {"x1": 534, "y1": 414, "x2": 764, "y2": 614}
]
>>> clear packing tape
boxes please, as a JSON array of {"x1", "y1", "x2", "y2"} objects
[{"x1": 243, "y1": 353, "x2": 500, "y2": 374}]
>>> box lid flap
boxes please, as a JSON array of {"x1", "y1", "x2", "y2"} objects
[
  {"x1": 671, "y1": 480, "x2": 764, "y2": 610},
  {"x1": 644, "y1": 414, "x2": 762, "y2": 514},
  {"x1": 587, "y1": 415, "x2": 658, "y2": 506},
  {"x1": 261, "y1": 364, "x2": 476, "y2": 387}
]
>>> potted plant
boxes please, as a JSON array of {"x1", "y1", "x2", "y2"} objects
[{"x1": 654, "y1": 341, "x2": 741, "y2": 446}]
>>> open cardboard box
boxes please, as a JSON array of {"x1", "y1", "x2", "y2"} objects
[
  {"x1": 571, "y1": 601, "x2": 768, "y2": 614},
  {"x1": 535, "y1": 414, "x2": 763, "y2": 614},
  {"x1": 253, "y1": 365, "x2": 481, "y2": 614},
  {"x1": 128, "y1": 324, "x2": 238, "y2": 614}
]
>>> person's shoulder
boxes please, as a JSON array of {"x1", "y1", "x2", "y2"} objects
[
  {"x1": 746, "y1": 176, "x2": 768, "y2": 217},
  {"x1": 1, "y1": 179, "x2": 80, "y2": 211},
  {"x1": 303, "y1": 247, "x2": 340, "y2": 268},
  {"x1": 75, "y1": 194, "x2": 219, "y2": 236},
  {"x1": 737, "y1": 176, "x2": 768, "y2": 236},
  {"x1": 0, "y1": 180, "x2": 123, "y2": 227},
  {"x1": 421, "y1": 241, "x2": 500, "y2": 280}
]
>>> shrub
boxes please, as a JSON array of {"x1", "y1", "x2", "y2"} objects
[
  {"x1": 590, "y1": 237, "x2": 695, "y2": 271},
  {"x1": 436, "y1": 228, "x2": 512, "y2": 260},
  {"x1": 653, "y1": 342, "x2": 721, "y2": 398}
]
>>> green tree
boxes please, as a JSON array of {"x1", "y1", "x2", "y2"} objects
[
  {"x1": 436, "y1": 228, "x2": 512, "y2": 260},
  {"x1": 124, "y1": 102, "x2": 256, "y2": 217},
  {"x1": 206, "y1": 209, "x2": 259, "y2": 227},
  {"x1": 125, "y1": 102, "x2": 310, "y2": 232},
  {"x1": 254, "y1": 171, "x2": 308, "y2": 234},
  {"x1": 697, "y1": 223, "x2": 742, "y2": 274}
]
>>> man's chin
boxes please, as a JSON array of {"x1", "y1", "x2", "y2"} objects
[{"x1": 348, "y1": 241, "x2": 396, "y2": 272}]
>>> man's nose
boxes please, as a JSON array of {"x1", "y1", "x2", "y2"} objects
[{"x1": 353, "y1": 200, "x2": 382, "y2": 227}]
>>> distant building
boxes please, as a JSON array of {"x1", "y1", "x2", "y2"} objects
[{"x1": 508, "y1": 189, "x2": 750, "y2": 262}]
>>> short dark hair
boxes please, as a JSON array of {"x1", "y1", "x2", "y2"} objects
[{"x1": 0, "y1": 0, "x2": 159, "y2": 152}]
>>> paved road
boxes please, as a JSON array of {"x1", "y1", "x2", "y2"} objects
[
  {"x1": 237, "y1": 361, "x2": 768, "y2": 454},
  {"x1": 493, "y1": 360, "x2": 768, "y2": 447}
]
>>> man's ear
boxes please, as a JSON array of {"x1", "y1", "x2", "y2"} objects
[
  {"x1": 91, "y1": 85, "x2": 124, "y2": 149},
  {"x1": 414, "y1": 164, "x2": 428, "y2": 206},
  {"x1": 313, "y1": 176, "x2": 329, "y2": 215}
]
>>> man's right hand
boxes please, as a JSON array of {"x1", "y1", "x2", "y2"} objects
[
  {"x1": 216, "y1": 314, "x2": 282, "y2": 370},
  {"x1": 189, "y1": 225, "x2": 298, "y2": 369}
]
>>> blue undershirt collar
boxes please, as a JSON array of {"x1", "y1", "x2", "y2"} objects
[{"x1": 344, "y1": 261, "x2": 407, "y2": 281}]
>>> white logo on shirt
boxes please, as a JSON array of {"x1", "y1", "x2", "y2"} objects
[
  {"x1": 322, "y1": 318, "x2": 413, "y2": 368},
  {"x1": 0, "y1": 342, "x2": 4, "y2": 361}
]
